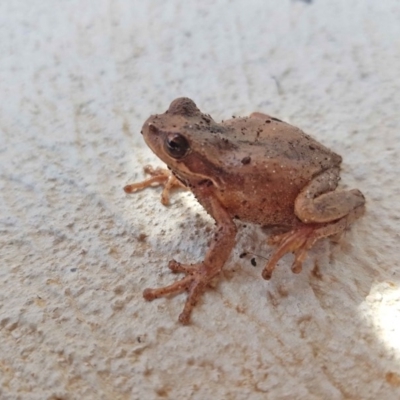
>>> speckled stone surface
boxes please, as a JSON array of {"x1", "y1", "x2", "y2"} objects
[{"x1": 1, "y1": 1, "x2": 400, "y2": 399}]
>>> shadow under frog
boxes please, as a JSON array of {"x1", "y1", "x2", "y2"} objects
[{"x1": 124, "y1": 98, "x2": 365, "y2": 324}]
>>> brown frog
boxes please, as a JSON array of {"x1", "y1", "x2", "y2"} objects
[{"x1": 124, "y1": 98, "x2": 365, "y2": 324}]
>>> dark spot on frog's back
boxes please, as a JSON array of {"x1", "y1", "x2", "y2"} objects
[{"x1": 241, "y1": 156, "x2": 251, "y2": 165}]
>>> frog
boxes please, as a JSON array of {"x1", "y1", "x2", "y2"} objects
[{"x1": 124, "y1": 98, "x2": 365, "y2": 324}]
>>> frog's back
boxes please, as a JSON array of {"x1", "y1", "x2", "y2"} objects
[
  {"x1": 222, "y1": 116, "x2": 342, "y2": 171},
  {"x1": 216, "y1": 116, "x2": 342, "y2": 226}
]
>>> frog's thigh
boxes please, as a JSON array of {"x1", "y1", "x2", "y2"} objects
[{"x1": 294, "y1": 168, "x2": 365, "y2": 224}]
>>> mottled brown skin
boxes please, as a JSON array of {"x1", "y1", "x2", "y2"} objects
[{"x1": 124, "y1": 98, "x2": 365, "y2": 324}]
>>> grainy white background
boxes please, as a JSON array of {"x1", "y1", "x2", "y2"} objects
[{"x1": 1, "y1": 1, "x2": 400, "y2": 399}]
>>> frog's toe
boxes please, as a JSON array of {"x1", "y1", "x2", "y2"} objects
[
  {"x1": 291, "y1": 236, "x2": 319, "y2": 274},
  {"x1": 262, "y1": 226, "x2": 317, "y2": 280},
  {"x1": 267, "y1": 230, "x2": 292, "y2": 246},
  {"x1": 168, "y1": 259, "x2": 198, "y2": 274},
  {"x1": 143, "y1": 263, "x2": 214, "y2": 324},
  {"x1": 143, "y1": 274, "x2": 194, "y2": 301},
  {"x1": 124, "y1": 165, "x2": 186, "y2": 205},
  {"x1": 178, "y1": 280, "x2": 207, "y2": 325},
  {"x1": 290, "y1": 258, "x2": 304, "y2": 274}
]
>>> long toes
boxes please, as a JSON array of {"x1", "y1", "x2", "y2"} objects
[
  {"x1": 160, "y1": 189, "x2": 170, "y2": 205},
  {"x1": 262, "y1": 234, "x2": 307, "y2": 280},
  {"x1": 268, "y1": 231, "x2": 291, "y2": 245},
  {"x1": 262, "y1": 256, "x2": 281, "y2": 280},
  {"x1": 124, "y1": 176, "x2": 167, "y2": 193},
  {"x1": 262, "y1": 228, "x2": 318, "y2": 280},
  {"x1": 292, "y1": 233, "x2": 321, "y2": 273},
  {"x1": 142, "y1": 275, "x2": 193, "y2": 301},
  {"x1": 291, "y1": 246, "x2": 309, "y2": 274},
  {"x1": 178, "y1": 281, "x2": 206, "y2": 324},
  {"x1": 143, "y1": 165, "x2": 166, "y2": 176},
  {"x1": 262, "y1": 268, "x2": 274, "y2": 281},
  {"x1": 168, "y1": 260, "x2": 197, "y2": 274},
  {"x1": 291, "y1": 257, "x2": 303, "y2": 274},
  {"x1": 178, "y1": 297, "x2": 195, "y2": 325},
  {"x1": 178, "y1": 311, "x2": 191, "y2": 325},
  {"x1": 143, "y1": 288, "x2": 157, "y2": 301},
  {"x1": 123, "y1": 183, "x2": 143, "y2": 193}
]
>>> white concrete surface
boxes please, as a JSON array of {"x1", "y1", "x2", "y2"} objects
[{"x1": 1, "y1": 1, "x2": 400, "y2": 399}]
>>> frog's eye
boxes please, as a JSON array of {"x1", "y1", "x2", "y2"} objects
[{"x1": 165, "y1": 133, "x2": 189, "y2": 159}]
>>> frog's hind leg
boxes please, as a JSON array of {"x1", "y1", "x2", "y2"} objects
[
  {"x1": 262, "y1": 208, "x2": 363, "y2": 280},
  {"x1": 124, "y1": 165, "x2": 186, "y2": 205},
  {"x1": 262, "y1": 168, "x2": 365, "y2": 280}
]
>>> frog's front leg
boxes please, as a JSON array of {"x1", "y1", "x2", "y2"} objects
[
  {"x1": 124, "y1": 165, "x2": 186, "y2": 205},
  {"x1": 143, "y1": 190, "x2": 237, "y2": 324},
  {"x1": 263, "y1": 168, "x2": 365, "y2": 280}
]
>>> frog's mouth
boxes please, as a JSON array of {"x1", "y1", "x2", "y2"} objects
[{"x1": 169, "y1": 164, "x2": 222, "y2": 190}]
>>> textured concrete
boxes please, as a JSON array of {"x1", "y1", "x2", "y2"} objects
[{"x1": 1, "y1": 1, "x2": 400, "y2": 399}]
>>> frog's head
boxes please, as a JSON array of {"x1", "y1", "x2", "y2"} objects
[
  {"x1": 141, "y1": 98, "x2": 234, "y2": 187},
  {"x1": 141, "y1": 98, "x2": 201, "y2": 162}
]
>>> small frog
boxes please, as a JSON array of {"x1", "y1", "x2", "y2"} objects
[{"x1": 125, "y1": 98, "x2": 365, "y2": 324}]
